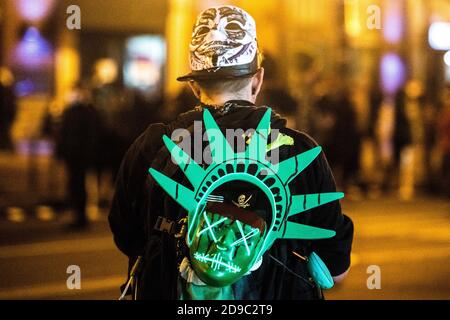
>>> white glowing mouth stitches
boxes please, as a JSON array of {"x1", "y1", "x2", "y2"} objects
[{"x1": 193, "y1": 252, "x2": 242, "y2": 273}]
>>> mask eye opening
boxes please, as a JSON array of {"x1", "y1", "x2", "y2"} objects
[
  {"x1": 194, "y1": 26, "x2": 210, "y2": 38},
  {"x1": 225, "y1": 22, "x2": 243, "y2": 31}
]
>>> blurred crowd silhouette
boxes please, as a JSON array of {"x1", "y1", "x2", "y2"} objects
[
  {"x1": 50, "y1": 81, "x2": 167, "y2": 228},
  {"x1": 1, "y1": 54, "x2": 450, "y2": 228},
  {"x1": 0, "y1": 73, "x2": 17, "y2": 151}
]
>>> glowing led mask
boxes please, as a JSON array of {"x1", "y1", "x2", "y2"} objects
[
  {"x1": 189, "y1": 5, "x2": 258, "y2": 71},
  {"x1": 190, "y1": 207, "x2": 264, "y2": 286},
  {"x1": 149, "y1": 108, "x2": 344, "y2": 287}
]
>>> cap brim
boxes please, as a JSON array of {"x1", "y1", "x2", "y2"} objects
[{"x1": 177, "y1": 59, "x2": 259, "y2": 82}]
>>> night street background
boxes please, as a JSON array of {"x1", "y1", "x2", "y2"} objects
[
  {"x1": 1, "y1": 0, "x2": 450, "y2": 301},
  {"x1": 1, "y1": 196, "x2": 448, "y2": 300}
]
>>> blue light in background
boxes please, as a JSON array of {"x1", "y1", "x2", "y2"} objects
[
  {"x1": 380, "y1": 53, "x2": 406, "y2": 95},
  {"x1": 15, "y1": 79, "x2": 35, "y2": 97},
  {"x1": 14, "y1": 27, "x2": 53, "y2": 69}
]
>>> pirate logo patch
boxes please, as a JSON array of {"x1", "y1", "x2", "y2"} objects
[{"x1": 232, "y1": 194, "x2": 252, "y2": 208}]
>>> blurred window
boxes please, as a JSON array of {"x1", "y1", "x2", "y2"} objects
[{"x1": 123, "y1": 35, "x2": 166, "y2": 93}]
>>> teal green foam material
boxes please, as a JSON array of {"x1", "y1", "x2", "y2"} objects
[
  {"x1": 162, "y1": 135, "x2": 206, "y2": 189},
  {"x1": 307, "y1": 252, "x2": 334, "y2": 289},
  {"x1": 148, "y1": 168, "x2": 197, "y2": 213},
  {"x1": 288, "y1": 193, "x2": 345, "y2": 217},
  {"x1": 148, "y1": 108, "x2": 344, "y2": 267},
  {"x1": 282, "y1": 222, "x2": 336, "y2": 239}
]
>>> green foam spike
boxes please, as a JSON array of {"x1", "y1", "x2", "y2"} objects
[
  {"x1": 162, "y1": 135, "x2": 206, "y2": 189},
  {"x1": 276, "y1": 146, "x2": 322, "y2": 185},
  {"x1": 246, "y1": 108, "x2": 271, "y2": 161},
  {"x1": 203, "y1": 109, "x2": 234, "y2": 163},
  {"x1": 148, "y1": 168, "x2": 198, "y2": 213},
  {"x1": 281, "y1": 221, "x2": 336, "y2": 240},
  {"x1": 288, "y1": 192, "x2": 345, "y2": 217}
]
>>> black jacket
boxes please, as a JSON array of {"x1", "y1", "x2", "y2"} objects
[{"x1": 108, "y1": 104, "x2": 354, "y2": 300}]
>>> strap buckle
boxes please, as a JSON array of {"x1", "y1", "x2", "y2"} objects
[{"x1": 154, "y1": 216, "x2": 177, "y2": 234}]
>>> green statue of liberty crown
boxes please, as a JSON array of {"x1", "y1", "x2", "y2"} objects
[{"x1": 149, "y1": 108, "x2": 344, "y2": 272}]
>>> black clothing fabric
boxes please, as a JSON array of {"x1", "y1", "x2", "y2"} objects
[
  {"x1": 108, "y1": 104, "x2": 353, "y2": 300},
  {"x1": 368, "y1": 88, "x2": 412, "y2": 166},
  {"x1": 57, "y1": 102, "x2": 105, "y2": 223},
  {"x1": 0, "y1": 83, "x2": 17, "y2": 150},
  {"x1": 313, "y1": 92, "x2": 360, "y2": 184},
  {"x1": 393, "y1": 89, "x2": 412, "y2": 165},
  {"x1": 173, "y1": 87, "x2": 200, "y2": 119},
  {"x1": 57, "y1": 102, "x2": 104, "y2": 168}
]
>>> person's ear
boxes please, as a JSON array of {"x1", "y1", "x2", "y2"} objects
[
  {"x1": 188, "y1": 81, "x2": 201, "y2": 100},
  {"x1": 251, "y1": 67, "x2": 264, "y2": 99}
]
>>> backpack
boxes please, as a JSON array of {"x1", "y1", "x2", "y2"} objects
[{"x1": 131, "y1": 106, "x2": 332, "y2": 300}]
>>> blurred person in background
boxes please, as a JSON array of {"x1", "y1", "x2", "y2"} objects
[
  {"x1": 349, "y1": 77, "x2": 376, "y2": 197},
  {"x1": 113, "y1": 89, "x2": 166, "y2": 175},
  {"x1": 422, "y1": 97, "x2": 439, "y2": 193},
  {"x1": 257, "y1": 53, "x2": 299, "y2": 128},
  {"x1": 0, "y1": 67, "x2": 17, "y2": 151},
  {"x1": 91, "y1": 59, "x2": 128, "y2": 174},
  {"x1": 311, "y1": 75, "x2": 361, "y2": 195},
  {"x1": 390, "y1": 87, "x2": 413, "y2": 192},
  {"x1": 56, "y1": 82, "x2": 105, "y2": 229},
  {"x1": 438, "y1": 87, "x2": 450, "y2": 198},
  {"x1": 406, "y1": 79, "x2": 439, "y2": 195},
  {"x1": 369, "y1": 85, "x2": 412, "y2": 195},
  {"x1": 365, "y1": 83, "x2": 384, "y2": 196}
]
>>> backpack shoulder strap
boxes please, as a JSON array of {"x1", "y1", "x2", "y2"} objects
[{"x1": 145, "y1": 111, "x2": 203, "y2": 238}]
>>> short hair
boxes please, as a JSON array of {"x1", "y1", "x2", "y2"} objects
[{"x1": 195, "y1": 76, "x2": 252, "y2": 95}]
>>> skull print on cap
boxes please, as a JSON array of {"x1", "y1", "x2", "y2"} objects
[{"x1": 177, "y1": 6, "x2": 260, "y2": 82}]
